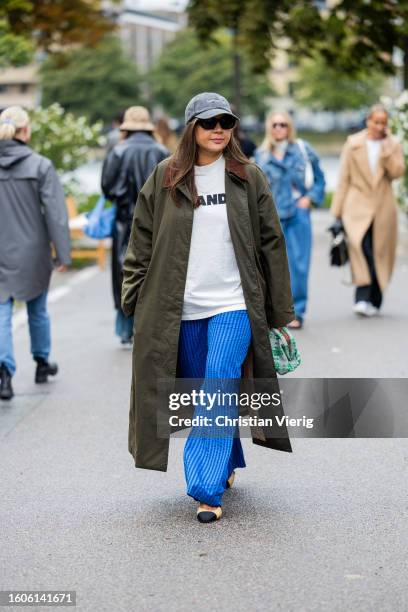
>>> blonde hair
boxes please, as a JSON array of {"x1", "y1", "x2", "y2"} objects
[
  {"x1": 259, "y1": 110, "x2": 296, "y2": 151},
  {"x1": 367, "y1": 104, "x2": 388, "y2": 120},
  {"x1": 0, "y1": 106, "x2": 30, "y2": 140}
]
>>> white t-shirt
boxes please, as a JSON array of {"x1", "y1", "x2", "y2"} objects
[
  {"x1": 366, "y1": 138, "x2": 383, "y2": 175},
  {"x1": 181, "y1": 154, "x2": 247, "y2": 320}
]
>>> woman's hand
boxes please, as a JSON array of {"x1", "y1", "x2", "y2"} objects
[
  {"x1": 297, "y1": 196, "x2": 312, "y2": 209},
  {"x1": 278, "y1": 326, "x2": 291, "y2": 343},
  {"x1": 328, "y1": 218, "x2": 344, "y2": 237}
]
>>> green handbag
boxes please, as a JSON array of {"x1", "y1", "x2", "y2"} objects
[{"x1": 269, "y1": 327, "x2": 301, "y2": 375}]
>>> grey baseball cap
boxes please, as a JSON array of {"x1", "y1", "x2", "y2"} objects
[{"x1": 185, "y1": 92, "x2": 239, "y2": 124}]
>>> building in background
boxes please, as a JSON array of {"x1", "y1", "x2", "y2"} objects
[
  {"x1": 105, "y1": 0, "x2": 187, "y2": 73},
  {"x1": 0, "y1": 65, "x2": 39, "y2": 111},
  {"x1": 1, "y1": 1, "x2": 188, "y2": 114}
]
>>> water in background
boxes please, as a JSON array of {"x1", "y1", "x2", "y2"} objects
[{"x1": 67, "y1": 155, "x2": 340, "y2": 196}]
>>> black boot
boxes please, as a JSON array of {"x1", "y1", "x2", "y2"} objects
[
  {"x1": 34, "y1": 357, "x2": 58, "y2": 384},
  {"x1": 0, "y1": 363, "x2": 14, "y2": 400}
]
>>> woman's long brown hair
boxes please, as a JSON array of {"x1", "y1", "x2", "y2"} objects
[{"x1": 167, "y1": 120, "x2": 249, "y2": 208}]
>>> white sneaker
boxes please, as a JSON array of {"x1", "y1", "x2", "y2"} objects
[{"x1": 353, "y1": 301, "x2": 377, "y2": 317}]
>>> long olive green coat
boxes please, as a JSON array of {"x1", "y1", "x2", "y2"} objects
[
  {"x1": 122, "y1": 156, "x2": 295, "y2": 471},
  {"x1": 331, "y1": 129, "x2": 405, "y2": 290}
]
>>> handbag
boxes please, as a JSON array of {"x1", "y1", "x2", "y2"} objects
[
  {"x1": 269, "y1": 327, "x2": 301, "y2": 375},
  {"x1": 296, "y1": 138, "x2": 314, "y2": 189},
  {"x1": 84, "y1": 196, "x2": 116, "y2": 239},
  {"x1": 330, "y1": 232, "x2": 349, "y2": 266},
  {"x1": 328, "y1": 220, "x2": 349, "y2": 267}
]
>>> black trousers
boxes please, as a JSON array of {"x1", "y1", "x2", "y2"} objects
[{"x1": 355, "y1": 223, "x2": 382, "y2": 308}]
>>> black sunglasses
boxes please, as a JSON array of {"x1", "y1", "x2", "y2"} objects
[
  {"x1": 272, "y1": 122, "x2": 288, "y2": 129},
  {"x1": 196, "y1": 115, "x2": 237, "y2": 130}
]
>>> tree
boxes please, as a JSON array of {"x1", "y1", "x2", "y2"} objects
[
  {"x1": 149, "y1": 29, "x2": 274, "y2": 119},
  {"x1": 0, "y1": 0, "x2": 115, "y2": 67},
  {"x1": 188, "y1": 1, "x2": 408, "y2": 88},
  {"x1": 188, "y1": 0, "x2": 323, "y2": 74},
  {"x1": 0, "y1": 0, "x2": 33, "y2": 66},
  {"x1": 294, "y1": 56, "x2": 385, "y2": 112},
  {"x1": 40, "y1": 36, "x2": 141, "y2": 125},
  {"x1": 314, "y1": 2, "x2": 408, "y2": 88},
  {"x1": 0, "y1": 19, "x2": 33, "y2": 67}
]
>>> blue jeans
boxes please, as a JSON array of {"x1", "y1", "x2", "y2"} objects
[
  {"x1": 178, "y1": 309, "x2": 252, "y2": 507},
  {"x1": 280, "y1": 207, "x2": 312, "y2": 321},
  {"x1": 115, "y1": 309, "x2": 134, "y2": 340},
  {"x1": 0, "y1": 290, "x2": 50, "y2": 376}
]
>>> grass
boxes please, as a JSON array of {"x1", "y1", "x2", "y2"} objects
[
  {"x1": 77, "y1": 193, "x2": 101, "y2": 214},
  {"x1": 248, "y1": 129, "x2": 347, "y2": 156},
  {"x1": 322, "y1": 191, "x2": 333, "y2": 209},
  {"x1": 69, "y1": 258, "x2": 102, "y2": 269}
]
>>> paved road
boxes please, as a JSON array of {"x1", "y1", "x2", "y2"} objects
[
  {"x1": 1, "y1": 210, "x2": 407, "y2": 611},
  {"x1": 291, "y1": 210, "x2": 408, "y2": 377}
]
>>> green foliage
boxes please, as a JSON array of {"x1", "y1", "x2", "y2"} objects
[
  {"x1": 149, "y1": 29, "x2": 273, "y2": 118},
  {"x1": 0, "y1": 0, "x2": 114, "y2": 67},
  {"x1": 0, "y1": 18, "x2": 33, "y2": 67},
  {"x1": 316, "y1": 2, "x2": 408, "y2": 80},
  {"x1": 294, "y1": 56, "x2": 385, "y2": 111},
  {"x1": 0, "y1": 1, "x2": 34, "y2": 66},
  {"x1": 188, "y1": 1, "x2": 408, "y2": 82},
  {"x1": 77, "y1": 193, "x2": 101, "y2": 214},
  {"x1": 40, "y1": 36, "x2": 141, "y2": 125},
  {"x1": 188, "y1": 0, "x2": 323, "y2": 74},
  {"x1": 29, "y1": 103, "x2": 104, "y2": 173},
  {"x1": 383, "y1": 91, "x2": 408, "y2": 211},
  {"x1": 322, "y1": 192, "x2": 333, "y2": 210}
]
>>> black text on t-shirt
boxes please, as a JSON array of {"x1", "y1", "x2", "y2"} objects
[{"x1": 198, "y1": 193, "x2": 226, "y2": 206}]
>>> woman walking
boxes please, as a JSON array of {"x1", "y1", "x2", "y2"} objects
[
  {"x1": 331, "y1": 104, "x2": 405, "y2": 316},
  {"x1": 121, "y1": 92, "x2": 295, "y2": 523},
  {"x1": 255, "y1": 111, "x2": 325, "y2": 329},
  {"x1": 0, "y1": 106, "x2": 71, "y2": 400},
  {"x1": 101, "y1": 106, "x2": 169, "y2": 345}
]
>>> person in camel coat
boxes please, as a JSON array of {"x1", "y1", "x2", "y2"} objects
[{"x1": 331, "y1": 104, "x2": 405, "y2": 316}]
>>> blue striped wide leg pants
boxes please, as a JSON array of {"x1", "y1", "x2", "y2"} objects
[{"x1": 178, "y1": 309, "x2": 252, "y2": 507}]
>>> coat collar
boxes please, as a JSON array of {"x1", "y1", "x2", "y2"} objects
[
  {"x1": 257, "y1": 142, "x2": 299, "y2": 167},
  {"x1": 349, "y1": 128, "x2": 385, "y2": 188},
  {"x1": 348, "y1": 128, "x2": 368, "y2": 149},
  {"x1": 126, "y1": 131, "x2": 155, "y2": 143},
  {"x1": 225, "y1": 156, "x2": 248, "y2": 181},
  {"x1": 163, "y1": 155, "x2": 248, "y2": 191}
]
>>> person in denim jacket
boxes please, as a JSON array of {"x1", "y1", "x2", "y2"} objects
[{"x1": 255, "y1": 111, "x2": 325, "y2": 328}]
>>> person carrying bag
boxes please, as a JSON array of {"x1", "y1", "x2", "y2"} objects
[
  {"x1": 255, "y1": 110, "x2": 326, "y2": 329},
  {"x1": 121, "y1": 92, "x2": 298, "y2": 524}
]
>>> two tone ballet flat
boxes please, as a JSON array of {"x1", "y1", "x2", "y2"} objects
[
  {"x1": 226, "y1": 471, "x2": 235, "y2": 489},
  {"x1": 196, "y1": 504, "x2": 222, "y2": 523}
]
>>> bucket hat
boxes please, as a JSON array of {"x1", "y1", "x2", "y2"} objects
[{"x1": 120, "y1": 106, "x2": 155, "y2": 132}]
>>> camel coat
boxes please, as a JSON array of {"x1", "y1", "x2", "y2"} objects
[{"x1": 331, "y1": 129, "x2": 405, "y2": 290}]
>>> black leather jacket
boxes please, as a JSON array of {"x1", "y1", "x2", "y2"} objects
[
  {"x1": 101, "y1": 131, "x2": 169, "y2": 310},
  {"x1": 101, "y1": 132, "x2": 169, "y2": 221}
]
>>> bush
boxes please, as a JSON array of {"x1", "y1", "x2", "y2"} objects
[
  {"x1": 382, "y1": 92, "x2": 408, "y2": 212},
  {"x1": 322, "y1": 192, "x2": 333, "y2": 209},
  {"x1": 29, "y1": 103, "x2": 105, "y2": 174},
  {"x1": 77, "y1": 193, "x2": 102, "y2": 214}
]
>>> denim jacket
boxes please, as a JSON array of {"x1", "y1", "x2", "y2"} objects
[{"x1": 254, "y1": 140, "x2": 326, "y2": 220}]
